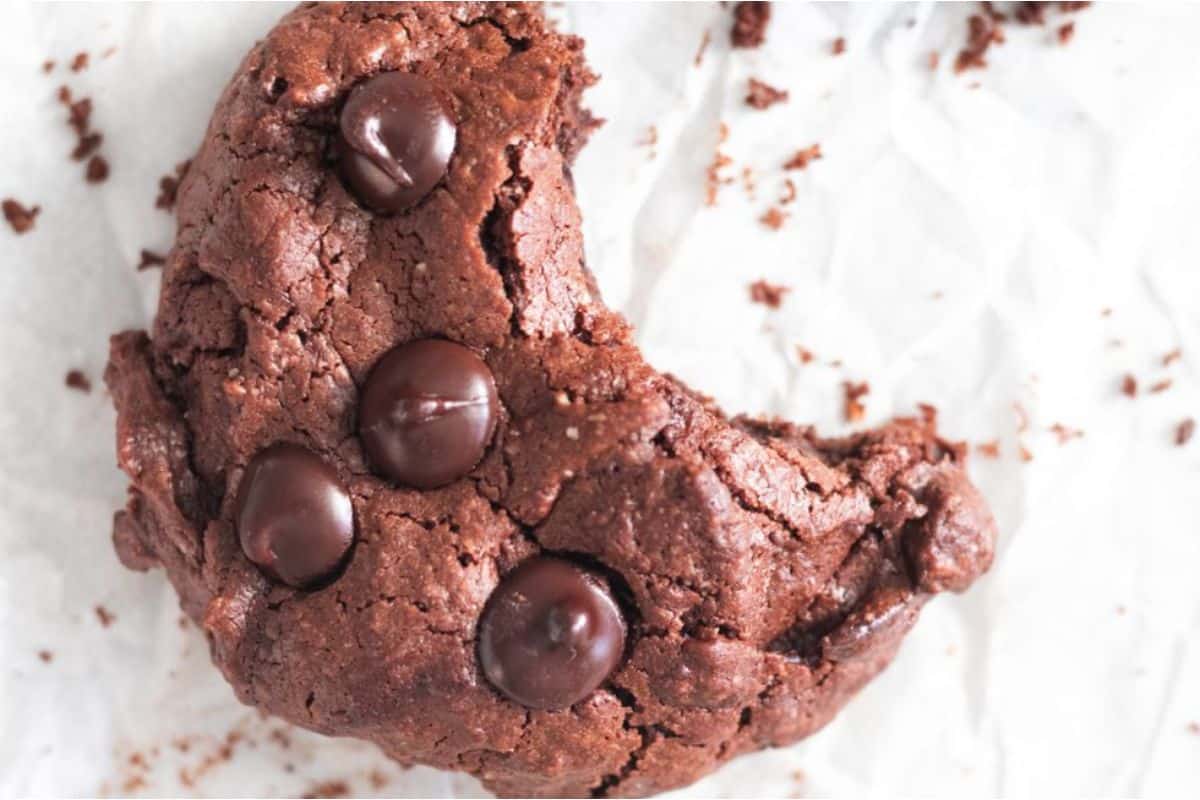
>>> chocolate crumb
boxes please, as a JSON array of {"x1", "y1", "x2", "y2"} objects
[
  {"x1": 741, "y1": 166, "x2": 756, "y2": 198},
  {"x1": 70, "y1": 51, "x2": 89, "y2": 72},
  {"x1": 759, "y1": 207, "x2": 787, "y2": 230},
  {"x1": 3, "y1": 198, "x2": 40, "y2": 234},
  {"x1": 955, "y1": 13, "x2": 1005, "y2": 73},
  {"x1": 65, "y1": 370, "x2": 92, "y2": 393},
  {"x1": 1014, "y1": 402, "x2": 1030, "y2": 434},
  {"x1": 843, "y1": 381, "x2": 870, "y2": 423},
  {"x1": 796, "y1": 346, "x2": 814, "y2": 364},
  {"x1": 746, "y1": 78, "x2": 789, "y2": 110},
  {"x1": 929, "y1": 51, "x2": 940, "y2": 70},
  {"x1": 368, "y1": 770, "x2": 388, "y2": 790},
  {"x1": 784, "y1": 143, "x2": 822, "y2": 170},
  {"x1": 42, "y1": 59, "x2": 55, "y2": 73},
  {"x1": 749, "y1": 279, "x2": 790, "y2": 308},
  {"x1": 86, "y1": 155, "x2": 110, "y2": 183},
  {"x1": 1059, "y1": 2, "x2": 1091, "y2": 12},
  {"x1": 832, "y1": 37, "x2": 846, "y2": 56},
  {"x1": 779, "y1": 178, "x2": 796, "y2": 205},
  {"x1": 303, "y1": 780, "x2": 350, "y2": 799},
  {"x1": 1057, "y1": 22, "x2": 1075, "y2": 45},
  {"x1": 976, "y1": 440, "x2": 1001, "y2": 459},
  {"x1": 1048, "y1": 423, "x2": 1084, "y2": 445},
  {"x1": 1176, "y1": 418, "x2": 1195, "y2": 447},
  {"x1": 1121, "y1": 374, "x2": 1138, "y2": 398},
  {"x1": 731, "y1": 2, "x2": 771, "y2": 49},
  {"x1": 95, "y1": 605, "x2": 115, "y2": 627},
  {"x1": 156, "y1": 160, "x2": 192, "y2": 211},
  {"x1": 1149, "y1": 379, "x2": 1173, "y2": 394},
  {"x1": 1162, "y1": 349, "x2": 1182, "y2": 367},
  {"x1": 1018, "y1": 444, "x2": 1034, "y2": 463},
  {"x1": 705, "y1": 145, "x2": 733, "y2": 207},
  {"x1": 137, "y1": 249, "x2": 167, "y2": 271},
  {"x1": 694, "y1": 29, "x2": 711, "y2": 67},
  {"x1": 1014, "y1": 2, "x2": 1046, "y2": 25},
  {"x1": 72, "y1": 132, "x2": 103, "y2": 161},
  {"x1": 38, "y1": 650, "x2": 54, "y2": 663}
]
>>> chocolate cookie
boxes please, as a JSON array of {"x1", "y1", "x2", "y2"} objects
[{"x1": 105, "y1": 3, "x2": 996, "y2": 796}]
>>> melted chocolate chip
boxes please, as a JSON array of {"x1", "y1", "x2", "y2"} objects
[
  {"x1": 478, "y1": 557, "x2": 626, "y2": 710},
  {"x1": 235, "y1": 443, "x2": 354, "y2": 588},
  {"x1": 335, "y1": 72, "x2": 456, "y2": 214},
  {"x1": 358, "y1": 339, "x2": 498, "y2": 489}
]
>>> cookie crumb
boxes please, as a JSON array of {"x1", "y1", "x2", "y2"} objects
[
  {"x1": 784, "y1": 143, "x2": 822, "y2": 170},
  {"x1": 955, "y1": 13, "x2": 1004, "y2": 73},
  {"x1": 705, "y1": 145, "x2": 733, "y2": 207},
  {"x1": 1176, "y1": 418, "x2": 1195, "y2": 447},
  {"x1": 1013, "y1": 402, "x2": 1030, "y2": 434},
  {"x1": 759, "y1": 207, "x2": 787, "y2": 230},
  {"x1": 1120, "y1": 374, "x2": 1137, "y2": 398},
  {"x1": 368, "y1": 770, "x2": 388, "y2": 790},
  {"x1": 38, "y1": 650, "x2": 54, "y2": 663},
  {"x1": 779, "y1": 178, "x2": 796, "y2": 205},
  {"x1": 3, "y1": 198, "x2": 40, "y2": 234},
  {"x1": 731, "y1": 2, "x2": 771, "y2": 49},
  {"x1": 746, "y1": 78, "x2": 789, "y2": 110},
  {"x1": 65, "y1": 370, "x2": 92, "y2": 393},
  {"x1": 832, "y1": 37, "x2": 846, "y2": 56},
  {"x1": 694, "y1": 29, "x2": 711, "y2": 67},
  {"x1": 86, "y1": 155, "x2": 110, "y2": 183},
  {"x1": 137, "y1": 249, "x2": 167, "y2": 271},
  {"x1": 1057, "y1": 21, "x2": 1075, "y2": 44},
  {"x1": 976, "y1": 440, "x2": 1001, "y2": 459},
  {"x1": 95, "y1": 605, "x2": 115, "y2": 627},
  {"x1": 749, "y1": 279, "x2": 790, "y2": 308},
  {"x1": 1048, "y1": 423, "x2": 1084, "y2": 445},
  {"x1": 1018, "y1": 444, "x2": 1034, "y2": 463},
  {"x1": 843, "y1": 381, "x2": 870, "y2": 422},
  {"x1": 796, "y1": 346, "x2": 814, "y2": 364},
  {"x1": 70, "y1": 51, "x2": 89, "y2": 72},
  {"x1": 1149, "y1": 379, "x2": 1173, "y2": 394},
  {"x1": 72, "y1": 132, "x2": 103, "y2": 161},
  {"x1": 302, "y1": 780, "x2": 350, "y2": 799},
  {"x1": 156, "y1": 160, "x2": 192, "y2": 211},
  {"x1": 1162, "y1": 348, "x2": 1182, "y2": 367},
  {"x1": 42, "y1": 59, "x2": 55, "y2": 73}
]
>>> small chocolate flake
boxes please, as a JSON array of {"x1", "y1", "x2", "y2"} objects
[
  {"x1": 741, "y1": 166, "x2": 756, "y2": 198},
  {"x1": 694, "y1": 29, "x2": 711, "y2": 67},
  {"x1": 137, "y1": 249, "x2": 167, "y2": 271},
  {"x1": 1176, "y1": 418, "x2": 1195, "y2": 447},
  {"x1": 779, "y1": 178, "x2": 797, "y2": 205},
  {"x1": 1149, "y1": 379, "x2": 1173, "y2": 394},
  {"x1": 42, "y1": 59, "x2": 55, "y2": 74},
  {"x1": 759, "y1": 207, "x2": 787, "y2": 230},
  {"x1": 1014, "y1": 402, "x2": 1030, "y2": 434},
  {"x1": 976, "y1": 440, "x2": 1001, "y2": 459},
  {"x1": 65, "y1": 370, "x2": 92, "y2": 393},
  {"x1": 749, "y1": 279, "x2": 790, "y2": 308},
  {"x1": 796, "y1": 346, "x2": 814, "y2": 364},
  {"x1": 38, "y1": 650, "x2": 54, "y2": 663},
  {"x1": 70, "y1": 51, "x2": 89, "y2": 72},
  {"x1": 72, "y1": 132, "x2": 103, "y2": 161},
  {"x1": 57, "y1": 85, "x2": 72, "y2": 105},
  {"x1": 843, "y1": 381, "x2": 870, "y2": 422},
  {"x1": 1048, "y1": 423, "x2": 1084, "y2": 445},
  {"x1": 731, "y1": 1, "x2": 771, "y2": 49},
  {"x1": 784, "y1": 143, "x2": 823, "y2": 170},
  {"x1": 302, "y1": 780, "x2": 350, "y2": 799},
  {"x1": 156, "y1": 159, "x2": 192, "y2": 211},
  {"x1": 1058, "y1": 22, "x2": 1075, "y2": 45},
  {"x1": 3, "y1": 199, "x2": 40, "y2": 234},
  {"x1": 86, "y1": 155, "x2": 110, "y2": 183},
  {"x1": 1121, "y1": 374, "x2": 1138, "y2": 398},
  {"x1": 746, "y1": 78, "x2": 789, "y2": 110},
  {"x1": 1162, "y1": 349, "x2": 1182, "y2": 367},
  {"x1": 832, "y1": 37, "x2": 846, "y2": 56},
  {"x1": 368, "y1": 770, "x2": 388, "y2": 790},
  {"x1": 955, "y1": 13, "x2": 1005, "y2": 73},
  {"x1": 705, "y1": 149, "x2": 733, "y2": 206},
  {"x1": 95, "y1": 605, "x2": 115, "y2": 627},
  {"x1": 1018, "y1": 444, "x2": 1034, "y2": 463},
  {"x1": 1015, "y1": 2, "x2": 1046, "y2": 25}
]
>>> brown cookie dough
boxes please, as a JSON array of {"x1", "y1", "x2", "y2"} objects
[{"x1": 105, "y1": 3, "x2": 996, "y2": 797}]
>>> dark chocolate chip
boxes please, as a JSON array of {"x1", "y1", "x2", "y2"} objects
[
  {"x1": 358, "y1": 339, "x2": 498, "y2": 489},
  {"x1": 335, "y1": 72, "x2": 456, "y2": 214},
  {"x1": 235, "y1": 443, "x2": 354, "y2": 588},
  {"x1": 478, "y1": 557, "x2": 626, "y2": 710}
]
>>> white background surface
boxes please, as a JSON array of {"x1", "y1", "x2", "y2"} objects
[{"x1": 2, "y1": 2, "x2": 1199, "y2": 797}]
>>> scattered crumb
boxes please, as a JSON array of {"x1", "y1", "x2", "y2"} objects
[
  {"x1": 843, "y1": 381, "x2": 870, "y2": 423},
  {"x1": 1018, "y1": 444, "x2": 1034, "y2": 463},
  {"x1": 832, "y1": 36, "x2": 846, "y2": 56},
  {"x1": 86, "y1": 155, "x2": 110, "y2": 183},
  {"x1": 1048, "y1": 423, "x2": 1084, "y2": 445},
  {"x1": 749, "y1": 279, "x2": 790, "y2": 308},
  {"x1": 955, "y1": 13, "x2": 1005, "y2": 73},
  {"x1": 72, "y1": 132, "x2": 103, "y2": 161},
  {"x1": 746, "y1": 78, "x2": 789, "y2": 110},
  {"x1": 705, "y1": 141, "x2": 733, "y2": 207},
  {"x1": 70, "y1": 51, "x2": 89, "y2": 72},
  {"x1": 1100, "y1": 307, "x2": 1112, "y2": 317},
  {"x1": 796, "y1": 346, "x2": 814, "y2": 364},
  {"x1": 3, "y1": 198, "x2": 40, "y2": 234},
  {"x1": 1149, "y1": 379, "x2": 1173, "y2": 394},
  {"x1": 1014, "y1": 2, "x2": 1045, "y2": 24},
  {"x1": 65, "y1": 370, "x2": 92, "y2": 393},
  {"x1": 1176, "y1": 418, "x2": 1196, "y2": 447},
  {"x1": 42, "y1": 59, "x2": 55, "y2": 73},
  {"x1": 779, "y1": 178, "x2": 796, "y2": 205},
  {"x1": 694, "y1": 29, "x2": 711, "y2": 67},
  {"x1": 1057, "y1": 22, "x2": 1075, "y2": 45},
  {"x1": 156, "y1": 160, "x2": 192, "y2": 211},
  {"x1": 303, "y1": 780, "x2": 350, "y2": 799},
  {"x1": 269, "y1": 727, "x2": 293, "y2": 749},
  {"x1": 102, "y1": 46, "x2": 118, "y2": 59},
  {"x1": 976, "y1": 440, "x2": 1001, "y2": 459},
  {"x1": 784, "y1": 143, "x2": 822, "y2": 170},
  {"x1": 638, "y1": 125, "x2": 658, "y2": 148},
  {"x1": 1162, "y1": 349, "x2": 1182, "y2": 367},
  {"x1": 792, "y1": 769, "x2": 806, "y2": 784},
  {"x1": 1121, "y1": 374, "x2": 1138, "y2": 398},
  {"x1": 741, "y1": 166, "x2": 756, "y2": 198},
  {"x1": 759, "y1": 206, "x2": 787, "y2": 230},
  {"x1": 731, "y1": 1, "x2": 771, "y2": 49},
  {"x1": 137, "y1": 249, "x2": 167, "y2": 271},
  {"x1": 368, "y1": 770, "x2": 389, "y2": 790},
  {"x1": 38, "y1": 650, "x2": 54, "y2": 663},
  {"x1": 1014, "y1": 402, "x2": 1030, "y2": 434},
  {"x1": 95, "y1": 605, "x2": 115, "y2": 627},
  {"x1": 719, "y1": 121, "x2": 729, "y2": 144}
]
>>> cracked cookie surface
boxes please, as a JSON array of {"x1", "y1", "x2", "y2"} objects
[{"x1": 105, "y1": 3, "x2": 997, "y2": 796}]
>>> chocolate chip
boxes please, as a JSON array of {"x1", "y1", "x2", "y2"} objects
[
  {"x1": 478, "y1": 557, "x2": 626, "y2": 710},
  {"x1": 335, "y1": 72, "x2": 456, "y2": 214},
  {"x1": 358, "y1": 339, "x2": 498, "y2": 489},
  {"x1": 235, "y1": 443, "x2": 354, "y2": 588}
]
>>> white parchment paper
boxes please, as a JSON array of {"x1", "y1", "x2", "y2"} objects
[{"x1": 2, "y1": 2, "x2": 1199, "y2": 797}]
